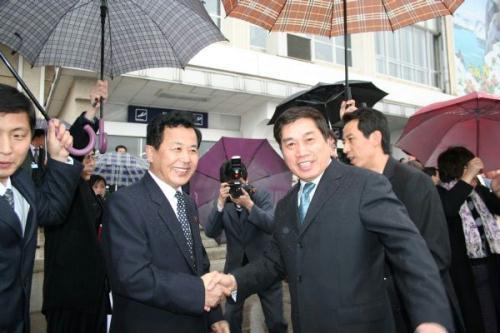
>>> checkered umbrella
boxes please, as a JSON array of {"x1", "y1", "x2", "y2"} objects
[
  {"x1": 223, "y1": 0, "x2": 463, "y2": 99},
  {"x1": 0, "y1": 0, "x2": 224, "y2": 77},
  {"x1": 94, "y1": 152, "x2": 149, "y2": 187}
]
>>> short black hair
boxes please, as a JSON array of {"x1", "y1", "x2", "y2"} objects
[
  {"x1": 146, "y1": 111, "x2": 199, "y2": 150},
  {"x1": 273, "y1": 106, "x2": 330, "y2": 145},
  {"x1": 115, "y1": 144, "x2": 127, "y2": 152},
  {"x1": 0, "y1": 83, "x2": 36, "y2": 132},
  {"x1": 342, "y1": 107, "x2": 391, "y2": 155},
  {"x1": 437, "y1": 146, "x2": 475, "y2": 183},
  {"x1": 89, "y1": 174, "x2": 107, "y2": 188},
  {"x1": 33, "y1": 128, "x2": 45, "y2": 139},
  {"x1": 219, "y1": 159, "x2": 248, "y2": 183}
]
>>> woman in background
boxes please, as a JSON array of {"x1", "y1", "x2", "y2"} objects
[{"x1": 437, "y1": 146, "x2": 500, "y2": 333}]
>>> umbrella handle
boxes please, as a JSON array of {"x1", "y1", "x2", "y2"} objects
[
  {"x1": 64, "y1": 124, "x2": 96, "y2": 156},
  {"x1": 98, "y1": 119, "x2": 108, "y2": 154}
]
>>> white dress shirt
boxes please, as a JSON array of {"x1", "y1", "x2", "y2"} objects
[{"x1": 0, "y1": 177, "x2": 30, "y2": 236}]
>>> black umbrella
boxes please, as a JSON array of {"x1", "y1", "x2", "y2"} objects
[{"x1": 269, "y1": 80, "x2": 388, "y2": 126}]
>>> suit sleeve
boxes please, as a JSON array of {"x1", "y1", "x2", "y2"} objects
[
  {"x1": 103, "y1": 192, "x2": 206, "y2": 315},
  {"x1": 205, "y1": 200, "x2": 224, "y2": 238},
  {"x1": 476, "y1": 184, "x2": 500, "y2": 215},
  {"x1": 230, "y1": 198, "x2": 286, "y2": 300},
  {"x1": 246, "y1": 190, "x2": 275, "y2": 234},
  {"x1": 36, "y1": 158, "x2": 82, "y2": 226},
  {"x1": 359, "y1": 174, "x2": 453, "y2": 332},
  {"x1": 405, "y1": 174, "x2": 451, "y2": 274}
]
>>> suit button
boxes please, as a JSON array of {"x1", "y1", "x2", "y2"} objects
[{"x1": 297, "y1": 275, "x2": 302, "y2": 282}]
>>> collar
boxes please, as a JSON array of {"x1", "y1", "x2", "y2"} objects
[{"x1": 0, "y1": 177, "x2": 12, "y2": 196}]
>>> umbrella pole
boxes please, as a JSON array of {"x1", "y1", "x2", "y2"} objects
[
  {"x1": 0, "y1": 50, "x2": 50, "y2": 120},
  {"x1": 343, "y1": 0, "x2": 351, "y2": 101},
  {"x1": 100, "y1": 0, "x2": 108, "y2": 119}
]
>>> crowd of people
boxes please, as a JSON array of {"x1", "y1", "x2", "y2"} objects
[{"x1": 1, "y1": 80, "x2": 499, "y2": 333}]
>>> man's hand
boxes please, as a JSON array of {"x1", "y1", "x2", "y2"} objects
[
  {"x1": 87, "y1": 80, "x2": 108, "y2": 119},
  {"x1": 217, "y1": 182, "x2": 231, "y2": 209},
  {"x1": 211, "y1": 320, "x2": 230, "y2": 333},
  {"x1": 231, "y1": 188, "x2": 254, "y2": 211},
  {"x1": 340, "y1": 99, "x2": 357, "y2": 119},
  {"x1": 415, "y1": 323, "x2": 447, "y2": 333},
  {"x1": 47, "y1": 119, "x2": 73, "y2": 163},
  {"x1": 202, "y1": 272, "x2": 233, "y2": 311},
  {"x1": 461, "y1": 157, "x2": 484, "y2": 185}
]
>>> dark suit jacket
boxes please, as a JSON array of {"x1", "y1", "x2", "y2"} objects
[
  {"x1": 42, "y1": 178, "x2": 106, "y2": 315},
  {"x1": 0, "y1": 159, "x2": 81, "y2": 333},
  {"x1": 232, "y1": 160, "x2": 453, "y2": 333},
  {"x1": 383, "y1": 158, "x2": 464, "y2": 332},
  {"x1": 103, "y1": 173, "x2": 223, "y2": 333},
  {"x1": 205, "y1": 189, "x2": 275, "y2": 272},
  {"x1": 437, "y1": 180, "x2": 500, "y2": 333}
]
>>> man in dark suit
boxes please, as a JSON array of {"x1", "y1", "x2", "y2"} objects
[
  {"x1": 205, "y1": 160, "x2": 287, "y2": 333},
  {"x1": 102, "y1": 112, "x2": 230, "y2": 333},
  {"x1": 20, "y1": 128, "x2": 46, "y2": 186},
  {"x1": 0, "y1": 84, "x2": 81, "y2": 333},
  {"x1": 342, "y1": 107, "x2": 465, "y2": 333},
  {"x1": 209, "y1": 106, "x2": 454, "y2": 333}
]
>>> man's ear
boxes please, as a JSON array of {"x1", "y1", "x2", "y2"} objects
[
  {"x1": 145, "y1": 145, "x2": 155, "y2": 164},
  {"x1": 369, "y1": 130, "x2": 383, "y2": 147}
]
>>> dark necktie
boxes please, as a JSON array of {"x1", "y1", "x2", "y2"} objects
[
  {"x1": 175, "y1": 191, "x2": 194, "y2": 261},
  {"x1": 299, "y1": 182, "x2": 315, "y2": 224},
  {"x1": 3, "y1": 188, "x2": 15, "y2": 211}
]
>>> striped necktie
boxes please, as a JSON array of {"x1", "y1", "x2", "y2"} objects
[
  {"x1": 175, "y1": 191, "x2": 195, "y2": 262},
  {"x1": 3, "y1": 188, "x2": 15, "y2": 211}
]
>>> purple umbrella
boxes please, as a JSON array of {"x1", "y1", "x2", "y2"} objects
[{"x1": 190, "y1": 137, "x2": 292, "y2": 228}]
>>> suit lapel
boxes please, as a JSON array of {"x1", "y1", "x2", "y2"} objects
[
  {"x1": 144, "y1": 175, "x2": 196, "y2": 272},
  {"x1": 299, "y1": 161, "x2": 343, "y2": 237}
]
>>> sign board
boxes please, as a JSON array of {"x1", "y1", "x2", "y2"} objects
[{"x1": 127, "y1": 105, "x2": 208, "y2": 128}]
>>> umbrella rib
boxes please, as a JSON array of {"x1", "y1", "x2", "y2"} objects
[
  {"x1": 267, "y1": 0, "x2": 288, "y2": 32},
  {"x1": 32, "y1": 1, "x2": 93, "y2": 64},
  {"x1": 129, "y1": 1, "x2": 183, "y2": 68},
  {"x1": 246, "y1": 140, "x2": 266, "y2": 169},
  {"x1": 380, "y1": 1, "x2": 396, "y2": 32}
]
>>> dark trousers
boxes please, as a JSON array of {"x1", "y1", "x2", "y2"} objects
[{"x1": 225, "y1": 280, "x2": 287, "y2": 333}]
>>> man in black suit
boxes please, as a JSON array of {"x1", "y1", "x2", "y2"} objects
[
  {"x1": 103, "y1": 112, "x2": 230, "y2": 333},
  {"x1": 0, "y1": 84, "x2": 81, "y2": 333},
  {"x1": 205, "y1": 160, "x2": 287, "y2": 333},
  {"x1": 209, "y1": 106, "x2": 454, "y2": 333},
  {"x1": 342, "y1": 107, "x2": 465, "y2": 333}
]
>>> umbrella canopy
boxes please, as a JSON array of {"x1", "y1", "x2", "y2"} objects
[
  {"x1": 190, "y1": 137, "x2": 292, "y2": 227},
  {"x1": 396, "y1": 92, "x2": 500, "y2": 172},
  {"x1": 270, "y1": 80, "x2": 387, "y2": 125},
  {"x1": 0, "y1": 0, "x2": 225, "y2": 77},
  {"x1": 94, "y1": 152, "x2": 149, "y2": 187},
  {"x1": 222, "y1": 0, "x2": 463, "y2": 99}
]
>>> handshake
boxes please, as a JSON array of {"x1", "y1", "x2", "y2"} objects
[{"x1": 201, "y1": 271, "x2": 237, "y2": 311}]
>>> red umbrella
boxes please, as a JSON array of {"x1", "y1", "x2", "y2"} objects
[{"x1": 396, "y1": 92, "x2": 500, "y2": 171}]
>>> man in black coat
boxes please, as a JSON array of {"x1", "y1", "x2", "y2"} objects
[
  {"x1": 0, "y1": 84, "x2": 81, "y2": 333},
  {"x1": 342, "y1": 107, "x2": 465, "y2": 333},
  {"x1": 205, "y1": 160, "x2": 287, "y2": 333},
  {"x1": 208, "y1": 106, "x2": 453, "y2": 333},
  {"x1": 42, "y1": 80, "x2": 108, "y2": 333},
  {"x1": 103, "y1": 112, "x2": 230, "y2": 333}
]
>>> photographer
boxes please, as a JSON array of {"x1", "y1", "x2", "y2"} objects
[{"x1": 205, "y1": 158, "x2": 287, "y2": 333}]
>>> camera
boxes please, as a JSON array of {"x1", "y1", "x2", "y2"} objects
[{"x1": 220, "y1": 156, "x2": 256, "y2": 199}]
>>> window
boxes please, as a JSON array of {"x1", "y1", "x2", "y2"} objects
[
  {"x1": 250, "y1": 25, "x2": 267, "y2": 50},
  {"x1": 287, "y1": 34, "x2": 311, "y2": 61},
  {"x1": 312, "y1": 35, "x2": 351, "y2": 66},
  {"x1": 375, "y1": 20, "x2": 442, "y2": 87},
  {"x1": 202, "y1": 0, "x2": 221, "y2": 27},
  {"x1": 286, "y1": 34, "x2": 352, "y2": 65}
]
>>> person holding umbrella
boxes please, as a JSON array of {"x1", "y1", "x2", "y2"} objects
[
  {"x1": 437, "y1": 146, "x2": 500, "y2": 333},
  {"x1": 0, "y1": 84, "x2": 81, "y2": 333},
  {"x1": 42, "y1": 80, "x2": 110, "y2": 333}
]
